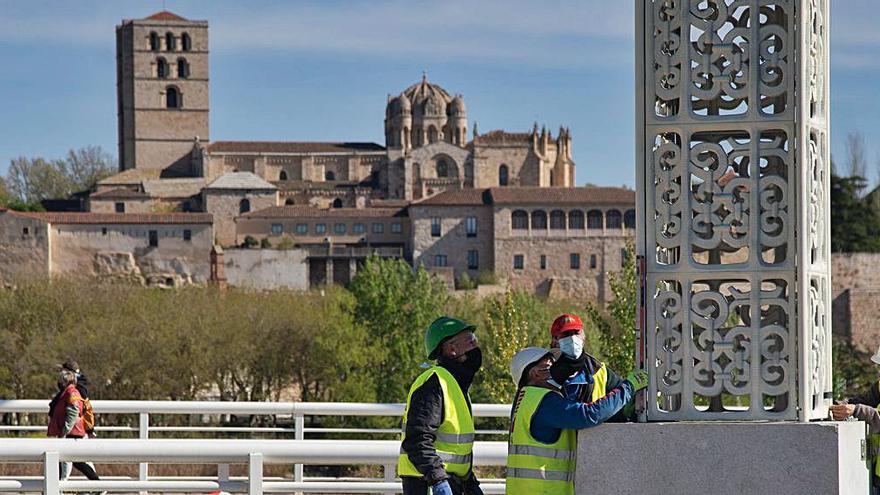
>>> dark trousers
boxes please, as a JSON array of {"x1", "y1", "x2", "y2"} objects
[
  {"x1": 401, "y1": 476, "x2": 464, "y2": 495},
  {"x1": 70, "y1": 462, "x2": 100, "y2": 480}
]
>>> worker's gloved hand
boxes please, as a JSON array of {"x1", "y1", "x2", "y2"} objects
[
  {"x1": 549, "y1": 352, "x2": 587, "y2": 385},
  {"x1": 625, "y1": 369, "x2": 649, "y2": 392},
  {"x1": 431, "y1": 480, "x2": 453, "y2": 495}
]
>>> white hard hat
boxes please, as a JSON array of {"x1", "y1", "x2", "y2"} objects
[
  {"x1": 872, "y1": 346, "x2": 880, "y2": 365},
  {"x1": 510, "y1": 347, "x2": 552, "y2": 385}
]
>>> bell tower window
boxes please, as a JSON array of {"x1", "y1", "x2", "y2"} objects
[
  {"x1": 165, "y1": 86, "x2": 181, "y2": 109},
  {"x1": 165, "y1": 32, "x2": 176, "y2": 51}
]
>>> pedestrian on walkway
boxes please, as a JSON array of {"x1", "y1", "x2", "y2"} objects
[
  {"x1": 506, "y1": 347, "x2": 647, "y2": 494},
  {"x1": 397, "y1": 316, "x2": 483, "y2": 495},
  {"x1": 48, "y1": 369, "x2": 101, "y2": 482}
]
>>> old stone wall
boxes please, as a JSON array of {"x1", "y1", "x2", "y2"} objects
[
  {"x1": 831, "y1": 253, "x2": 880, "y2": 291},
  {"x1": 49, "y1": 223, "x2": 212, "y2": 284},
  {"x1": 223, "y1": 248, "x2": 308, "y2": 290},
  {"x1": 0, "y1": 212, "x2": 49, "y2": 283},
  {"x1": 409, "y1": 204, "x2": 494, "y2": 279},
  {"x1": 203, "y1": 190, "x2": 277, "y2": 246},
  {"x1": 89, "y1": 198, "x2": 155, "y2": 214}
]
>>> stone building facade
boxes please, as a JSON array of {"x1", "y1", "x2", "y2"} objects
[
  {"x1": 201, "y1": 172, "x2": 278, "y2": 246},
  {"x1": 409, "y1": 187, "x2": 635, "y2": 303},
  {"x1": 0, "y1": 209, "x2": 213, "y2": 285}
]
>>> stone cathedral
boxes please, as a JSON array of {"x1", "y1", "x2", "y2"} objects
[{"x1": 102, "y1": 10, "x2": 576, "y2": 211}]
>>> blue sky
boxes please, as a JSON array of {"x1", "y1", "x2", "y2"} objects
[{"x1": 1, "y1": 0, "x2": 878, "y2": 187}]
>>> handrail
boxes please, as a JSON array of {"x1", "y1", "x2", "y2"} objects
[{"x1": 0, "y1": 400, "x2": 512, "y2": 417}]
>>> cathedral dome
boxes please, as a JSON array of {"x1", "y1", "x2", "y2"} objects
[
  {"x1": 386, "y1": 94, "x2": 411, "y2": 116},
  {"x1": 449, "y1": 95, "x2": 466, "y2": 116},
  {"x1": 402, "y1": 73, "x2": 453, "y2": 112}
]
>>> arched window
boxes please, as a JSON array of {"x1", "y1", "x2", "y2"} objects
[
  {"x1": 624, "y1": 209, "x2": 636, "y2": 229},
  {"x1": 428, "y1": 126, "x2": 438, "y2": 144},
  {"x1": 177, "y1": 58, "x2": 189, "y2": 79},
  {"x1": 606, "y1": 209, "x2": 622, "y2": 229},
  {"x1": 149, "y1": 32, "x2": 160, "y2": 51},
  {"x1": 531, "y1": 210, "x2": 547, "y2": 229},
  {"x1": 436, "y1": 159, "x2": 449, "y2": 178},
  {"x1": 165, "y1": 86, "x2": 180, "y2": 108},
  {"x1": 181, "y1": 32, "x2": 192, "y2": 51},
  {"x1": 156, "y1": 57, "x2": 168, "y2": 78},
  {"x1": 279, "y1": 170, "x2": 288, "y2": 181},
  {"x1": 285, "y1": 198, "x2": 295, "y2": 205},
  {"x1": 511, "y1": 210, "x2": 529, "y2": 230},
  {"x1": 499, "y1": 164, "x2": 509, "y2": 186},
  {"x1": 165, "y1": 32, "x2": 176, "y2": 51},
  {"x1": 569, "y1": 210, "x2": 585, "y2": 229},
  {"x1": 587, "y1": 210, "x2": 603, "y2": 229},
  {"x1": 325, "y1": 171, "x2": 336, "y2": 181},
  {"x1": 550, "y1": 210, "x2": 566, "y2": 229},
  {"x1": 332, "y1": 198, "x2": 343, "y2": 208},
  {"x1": 239, "y1": 199, "x2": 250, "y2": 214}
]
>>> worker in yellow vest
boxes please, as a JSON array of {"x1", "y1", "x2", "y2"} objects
[
  {"x1": 547, "y1": 314, "x2": 634, "y2": 420},
  {"x1": 398, "y1": 316, "x2": 483, "y2": 495},
  {"x1": 506, "y1": 347, "x2": 648, "y2": 494}
]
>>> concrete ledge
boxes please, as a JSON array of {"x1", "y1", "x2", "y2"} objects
[{"x1": 576, "y1": 421, "x2": 869, "y2": 495}]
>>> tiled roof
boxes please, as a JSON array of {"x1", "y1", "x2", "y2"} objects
[
  {"x1": 89, "y1": 188, "x2": 149, "y2": 200},
  {"x1": 414, "y1": 187, "x2": 635, "y2": 207},
  {"x1": 241, "y1": 206, "x2": 407, "y2": 219},
  {"x1": 206, "y1": 141, "x2": 385, "y2": 154},
  {"x1": 206, "y1": 172, "x2": 277, "y2": 190},
  {"x1": 8, "y1": 211, "x2": 212, "y2": 225},
  {"x1": 489, "y1": 187, "x2": 635, "y2": 205},
  {"x1": 414, "y1": 189, "x2": 491, "y2": 206},
  {"x1": 98, "y1": 169, "x2": 163, "y2": 185},
  {"x1": 144, "y1": 11, "x2": 188, "y2": 21}
]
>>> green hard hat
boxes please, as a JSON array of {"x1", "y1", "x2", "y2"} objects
[{"x1": 425, "y1": 316, "x2": 475, "y2": 359}]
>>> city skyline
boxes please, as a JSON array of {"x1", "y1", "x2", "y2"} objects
[{"x1": 1, "y1": 0, "x2": 878, "y2": 187}]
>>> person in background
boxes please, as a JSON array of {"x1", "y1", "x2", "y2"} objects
[{"x1": 48, "y1": 368, "x2": 100, "y2": 482}]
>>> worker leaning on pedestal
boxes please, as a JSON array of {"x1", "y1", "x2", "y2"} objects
[
  {"x1": 829, "y1": 344, "x2": 880, "y2": 492},
  {"x1": 545, "y1": 313, "x2": 635, "y2": 421},
  {"x1": 506, "y1": 347, "x2": 647, "y2": 495},
  {"x1": 397, "y1": 316, "x2": 483, "y2": 495}
]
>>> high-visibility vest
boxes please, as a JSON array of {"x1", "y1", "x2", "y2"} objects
[
  {"x1": 872, "y1": 402, "x2": 880, "y2": 477},
  {"x1": 397, "y1": 366, "x2": 475, "y2": 478},
  {"x1": 506, "y1": 386, "x2": 576, "y2": 494},
  {"x1": 590, "y1": 363, "x2": 608, "y2": 402}
]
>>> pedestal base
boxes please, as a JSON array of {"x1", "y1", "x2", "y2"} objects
[{"x1": 576, "y1": 421, "x2": 868, "y2": 494}]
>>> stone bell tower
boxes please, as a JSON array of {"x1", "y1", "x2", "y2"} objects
[{"x1": 116, "y1": 11, "x2": 209, "y2": 173}]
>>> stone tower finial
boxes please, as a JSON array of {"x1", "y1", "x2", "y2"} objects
[
  {"x1": 422, "y1": 70, "x2": 428, "y2": 83},
  {"x1": 473, "y1": 121, "x2": 479, "y2": 138}
]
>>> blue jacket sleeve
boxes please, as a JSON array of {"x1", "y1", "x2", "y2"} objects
[{"x1": 530, "y1": 382, "x2": 633, "y2": 443}]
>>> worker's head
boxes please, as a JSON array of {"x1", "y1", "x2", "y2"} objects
[
  {"x1": 510, "y1": 347, "x2": 554, "y2": 388},
  {"x1": 58, "y1": 369, "x2": 77, "y2": 390},
  {"x1": 550, "y1": 313, "x2": 585, "y2": 357},
  {"x1": 425, "y1": 316, "x2": 481, "y2": 368},
  {"x1": 61, "y1": 360, "x2": 80, "y2": 374}
]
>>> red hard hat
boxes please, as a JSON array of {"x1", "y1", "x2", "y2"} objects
[{"x1": 550, "y1": 313, "x2": 584, "y2": 338}]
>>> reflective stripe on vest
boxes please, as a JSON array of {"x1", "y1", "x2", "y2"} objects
[
  {"x1": 873, "y1": 401, "x2": 880, "y2": 477},
  {"x1": 590, "y1": 363, "x2": 608, "y2": 402},
  {"x1": 506, "y1": 386, "x2": 576, "y2": 495},
  {"x1": 397, "y1": 366, "x2": 475, "y2": 478}
]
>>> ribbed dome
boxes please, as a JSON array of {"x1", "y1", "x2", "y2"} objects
[
  {"x1": 402, "y1": 73, "x2": 453, "y2": 110},
  {"x1": 386, "y1": 94, "x2": 411, "y2": 116},
  {"x1": 449, "y1": 95, "x2": 466, "y2": 116}
]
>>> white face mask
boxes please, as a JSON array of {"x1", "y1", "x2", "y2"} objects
[{"x1": 558, "y1": 334, "x2": 584, "y2": 358}]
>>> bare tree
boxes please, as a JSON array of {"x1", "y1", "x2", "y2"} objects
[
  {"x1": 65, "y1": 145, "x2": 116, "y2": 191},
  {"x1": 5, "y1": 146, "x2": 116, "y2": 205}
]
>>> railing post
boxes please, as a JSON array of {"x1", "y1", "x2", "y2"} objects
[
  {"x1": 383, "y1": 463, "x2": 397, "y2": 495},
  {"x1": 248, "y1": 453, "x2": 263, "y2": 495},
  {"x1": 43, "y1": 451, "x2": 59, "y2": 495},
  {"x1": 139, "y1": 412, "x2": 149, "y2": 494},
  {"x1": 218, "y1": 462, "x2": 230, "y2": 484},
  {"x1": 294, "y1": 413, "x2": 304, "y2": 495}
]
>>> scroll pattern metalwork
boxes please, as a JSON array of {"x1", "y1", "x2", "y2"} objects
[{"x1": 640, "y1": 0, "x2": 831, "y2": 421}]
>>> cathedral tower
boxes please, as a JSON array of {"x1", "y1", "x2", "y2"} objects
[{"x1": 116, "y1": 11, "x2": 209, "y2": 173}]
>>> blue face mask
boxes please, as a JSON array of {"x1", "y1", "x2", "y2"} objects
[{"x1": 558, "y1": 335, "x2": 584, "y2": 359}]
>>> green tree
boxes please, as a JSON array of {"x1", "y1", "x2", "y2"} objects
[
  {"x1": 478, "y1": 288, "x2": 536, "y2": 403},
  {"x1": 5, "y1": 146, "x2": 116, "y2": 205},
  {"x1": 584, "y1": 241, "x2": 637, "y2": 375},
  {"x1": 831, "y1": 174, "x2": 880, "y2": 252},
  {"x1": 348, "y1": 257, "x2": 449, "y2": 403}
]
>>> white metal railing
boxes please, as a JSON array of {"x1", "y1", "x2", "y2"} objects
[
  {"x1": 0, "y1": 438, "x2": 507, "y2": 494},
  {"x1": 0, "y1": 400, "x2": 512, "y2": 494}
]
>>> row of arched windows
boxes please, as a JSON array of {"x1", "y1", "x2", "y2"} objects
[
  {"x1": 511, "y1": 209, "x2": 636, "y2": 230},
  {"x1": 150, "y1": 32, "x2": 192, "y2": 52},
  {"x1": 156, "y1": 57, "x2": 189, "y2": 79}
]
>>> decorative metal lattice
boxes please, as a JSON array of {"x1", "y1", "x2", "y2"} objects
[{"x1": 637, "y1": 0, "x2": 830, "y2": 421}]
